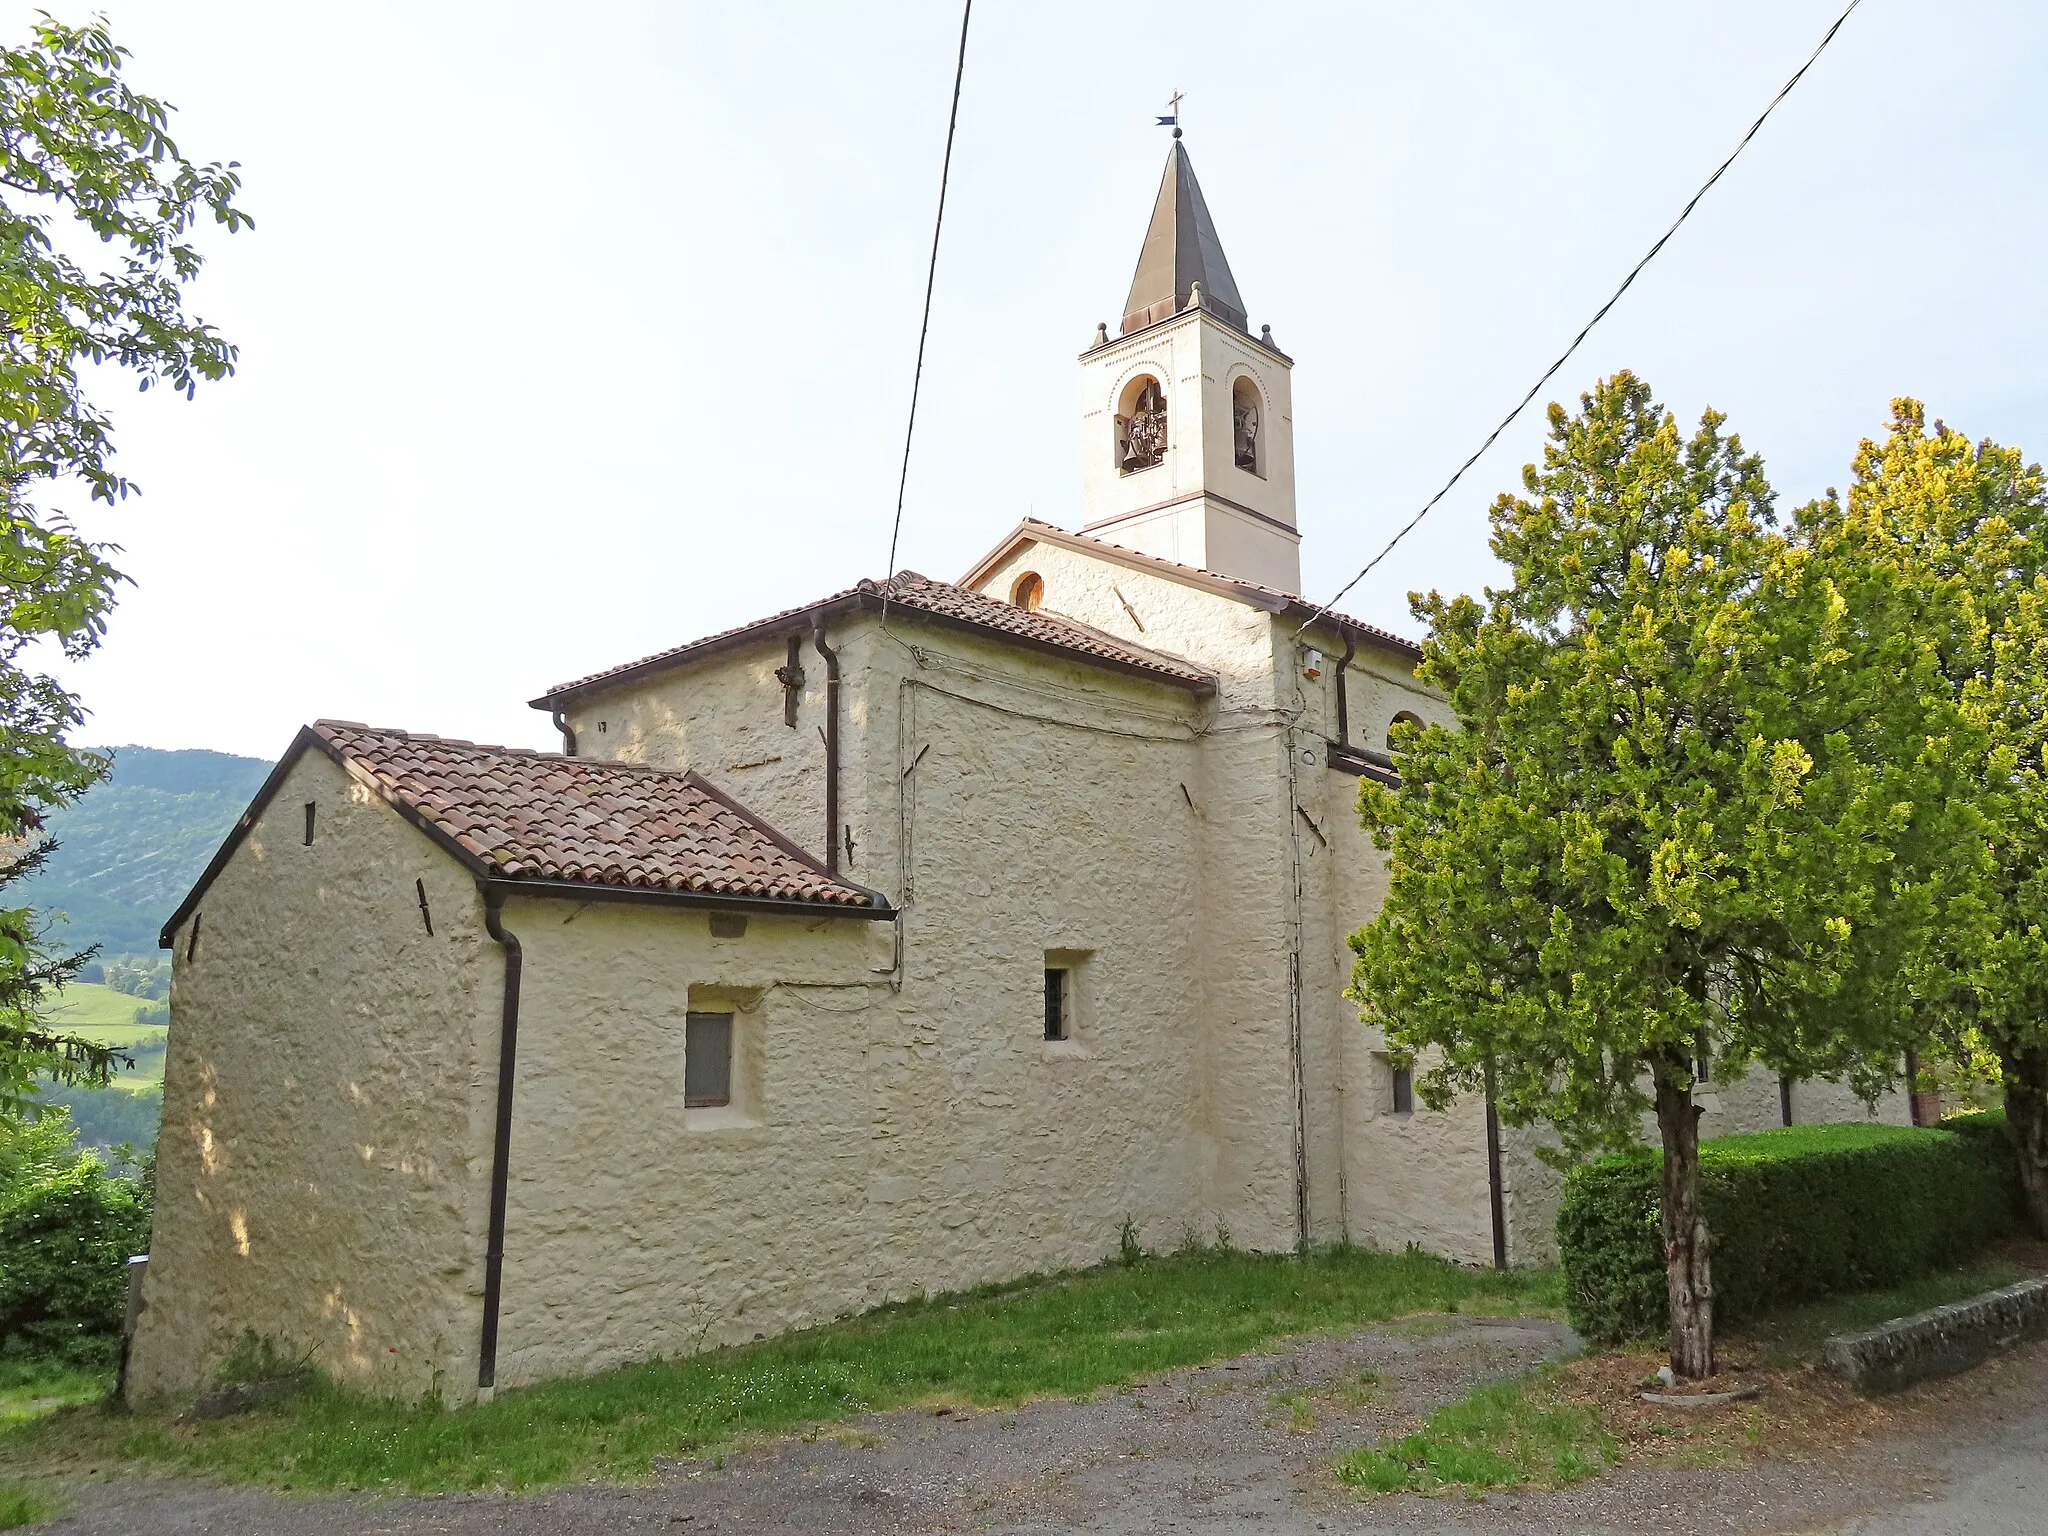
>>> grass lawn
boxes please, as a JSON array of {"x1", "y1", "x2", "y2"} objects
[
  {"x1": 1738, "y1": 1244, "x2": 2043, "y2": 1367},
  {"x1": 0, "y1": 1360, "x2": 109, "y2": 1424},
  {"x1": 1, "y1": 1246, "x2": 1560, "y2": 1494},
  {"x1": 1335, "y1": 1366, "x2": 1614, "y2": 1493},
  {"x1": 1329, "y1": 1239, "x2": 2048, "y2": 1500},
  {"x1": 0, "y1": 1482, "x2": 56, "y2": 1532}
]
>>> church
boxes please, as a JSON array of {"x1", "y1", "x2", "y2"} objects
[{"x1": 126, "y1": 138, "x2": 1904, "y2": 1405}]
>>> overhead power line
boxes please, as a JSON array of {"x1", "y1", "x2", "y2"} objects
[
  {"x1": 886, "y1": 0, "x2": 975, "y2": 584},
  {"x1": 1296, "y1": 0, "x2": 1866, "y2": 638}
]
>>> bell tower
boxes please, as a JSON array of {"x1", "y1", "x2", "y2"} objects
[{"x1": 1078, "y1": 133, "x2": 1300, "y2": 593}]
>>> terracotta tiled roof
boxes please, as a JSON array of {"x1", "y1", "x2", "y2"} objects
[
  {"x1": 875, "y1": 572, "x2": 1214, "y2": 683},
  {"x1": 535, "y1": 571, "x2": 1216, "y2": 705},
  {"x1": 312, "y1": 721, "x2": 877, "y2": 908}
]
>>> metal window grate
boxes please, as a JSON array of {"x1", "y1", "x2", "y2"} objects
[
  {"x1": 685, "y1": 1012, "x2": 733, "y2": 1107},
  {"x1": 1043, "y1": 968, "x2": 1067, "y2": 1041},
  {"x1": 1391, "y1": 1063, "x2": 1414, "y2": 1116}
]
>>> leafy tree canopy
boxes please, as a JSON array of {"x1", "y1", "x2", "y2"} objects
[
  {"x1": 1804, "y1": 404, "x2": 2048, "y2": 1231},
  {"x1": 1350, "y1": 373, "x2": 1926, "y2": 1376},
  {"x1": 0, "y1": 17, "x2": 247, "y2": 1112},
  {"x1": 1354, "y1": 374, "x2": 1910, "y2": 1149}
]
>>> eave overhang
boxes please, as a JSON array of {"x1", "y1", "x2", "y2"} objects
[{"x1": 157, "y1": 727, "x2": 895, "y2": 948}]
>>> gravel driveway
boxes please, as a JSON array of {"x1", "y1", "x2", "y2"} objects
[{"x1": 33, "y1": 1319, "x2": 2048, "y2": 1535}]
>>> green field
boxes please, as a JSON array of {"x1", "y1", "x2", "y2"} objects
[
  {"x1": 43, "y1": 983, "x2": 166, "y2": 1091},
  {"x1": 44, "y1": 982, "x2": 158, "y2": 1039}
]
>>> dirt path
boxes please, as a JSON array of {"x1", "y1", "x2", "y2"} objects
[{"x1": 33, "y1": 1320, "x2": 2048, "y2": 1534}]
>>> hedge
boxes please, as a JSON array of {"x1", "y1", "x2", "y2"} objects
[
  {"x1": 1942, "y1": 1107, "x2": 2025, "y2": 1213},
  {"x1": 1558, "y1": 1121, "x2": 2017, "y2": 1343}
]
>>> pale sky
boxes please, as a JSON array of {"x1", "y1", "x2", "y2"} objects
[{"x1": 18, "y1": 0, "x2": 2047, "y2": 759}]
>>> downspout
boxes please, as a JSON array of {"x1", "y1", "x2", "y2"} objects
[
  {"x1": 477, "y1": 886, "x2": 524, "y2": 1399},
  {"x1": 550, "y1": 711, "x2": 576, "y2": 757},
  {"x1": 1284, "y1": 667, "x2": 1312, "y2": 1253},
  {"x1": 1483, "y1": 1059, "x2": 1508, "y2": 1270},
  {"x1": 813, "y1": 618, "x2": 841, "y2": 873},
  {"x1": 1333, "y1": 630, "x2": 1356, "y2": 748}
]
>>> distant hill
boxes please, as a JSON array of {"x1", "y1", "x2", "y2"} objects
[{"x1": 19, "y1": 746, "x2": 273, "y2": 960}]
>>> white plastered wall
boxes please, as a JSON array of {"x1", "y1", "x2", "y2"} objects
[
  {"x1": 127, "y1": 749, "x2": 499, "y2": 1403},
  {"x1": 961, "y1": 542, "x2": 1314, "y2": 1250},
  {"x1": 1295, "y1": 628, "x2": 1504, "y2": 1262},
  {"x1": 558, "y1": 603, "x2": 1233, "y2": 1299},
  {"x1": 490, "y1": 897, "x2": 883, "y2": 1386},
  {"x1": 961, "y1": 539, "x2": 1499, "y2": 1257}
]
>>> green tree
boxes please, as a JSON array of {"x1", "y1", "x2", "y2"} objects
[
  {"x1": 0, "y1": 16, "x2": 247, "y2": 1113},
  {"x1": 1972, "y1": 573, "x2": 2048, "y2": 1232},
  {"x1": 1350, "y1": 373, "x2": 1910, "y2": 1379},
  {"x1": 1809, "y1": 405, "x2": 2048, "y2": 1232}
]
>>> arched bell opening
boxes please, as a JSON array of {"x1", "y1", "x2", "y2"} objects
[
  {"x1": 1231, "y1": 375, "x2": 1264, "y2": 477},
  {"x1": 1114, "y1": 374, "x2": 1167, "y2": 476}
]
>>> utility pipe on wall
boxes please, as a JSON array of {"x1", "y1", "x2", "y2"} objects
[
  {"x1": 813, "y1": 619, "x2": 842, "y2": 873},
  {"x1": 1484, "y1": 1059, "x2": 1508, "y2": 1270},
  {"x1": 1332, "y1": 630, "x2": 1357, "y2": 747},
  {"x1": 477, "y1": 887, "x2": 524, "y2": 1398}
]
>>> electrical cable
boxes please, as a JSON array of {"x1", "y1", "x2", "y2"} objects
[
  {"x1": 884, "y1": 0, "x2": 974, "y2": 595},
  {"x1": 1295, "y1": 0, "x2": 1866, "y2": 638}
]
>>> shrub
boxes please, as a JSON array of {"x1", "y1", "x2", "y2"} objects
[
  {"x1": 0, "y1": 1124, "x2": 153, "y2": 1367},
  {"x1": 1558, "y1": 1122, "x2": 2017, "y2": 1343}
]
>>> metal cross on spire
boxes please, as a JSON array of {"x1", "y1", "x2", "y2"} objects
[{"x1": 1157, "y1": 88, "x2": 1183, "y2": 138}]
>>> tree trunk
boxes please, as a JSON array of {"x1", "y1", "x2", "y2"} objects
[
  {"x1": 1998, "y1": 1039, "x2": 2048, "y2": 1240},
  {"x1": 1655, "y1": 1056, "x2": 1715, "y2": 1380}
]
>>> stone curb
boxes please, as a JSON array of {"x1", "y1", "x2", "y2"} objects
[
  {"x1": 1640, "y1": 1385, "x2": 1762, "y2": 1408},
  {"x1": 1823, "y1": 1277, "x2": 2048, "y2": 1395}
]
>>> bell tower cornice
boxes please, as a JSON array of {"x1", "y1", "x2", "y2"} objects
[{"x1": 1081, "y1": 310, "x2": 1293, "y2": 367}]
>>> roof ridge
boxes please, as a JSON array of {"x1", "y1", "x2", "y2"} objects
[
  {"x1": 316, "y1": 720, "x2": 710, "y2": 778},
  {"x1": 986, "y1": 520, "x2": 1423, "y2": 656},
  {"x1": 162, "y1": 723, "x2": 894, "y2": 944},
  {"x1": 532, "y1": 566, "x2": 1215, "y2": 707}
]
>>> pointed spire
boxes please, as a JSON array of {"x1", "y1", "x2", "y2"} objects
[{"x1": 1120, "y1": 140, "x2": 1248, "y2": 335}]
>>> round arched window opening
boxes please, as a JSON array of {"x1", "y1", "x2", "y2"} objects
[
  {"x1": 1115, "y1": 374, "x2": 1168, "y2": 476},
  {"x1": 1010, "y1": 571, "x2": 1045, "y2": 611},
  {"x1": 1387, "y1": 711, "x2": 1423, "y2": 754},
  {"x1": 1232, "y1": 376, "x2": 1264, "y2": 476}
]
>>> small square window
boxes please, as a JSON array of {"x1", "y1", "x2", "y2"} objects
[
  {"x1": 684, "y1": 1012, "x2": 733, "y2": 1107},
  {"x1": 1043, "y1": 968, "x2": 1069, "y2": 1041},
  {"x1": 1390, "y1": 1062, "x2": 1414, "y2": 1116}
]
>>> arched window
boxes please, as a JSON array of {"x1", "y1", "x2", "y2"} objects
[
  {"x1": 1232, "y1": 376, "x2": 1263, "y2": 476},
  {"x1": 1010, "y1": 571, "x2": 1045, "y2": 611},
  {"x1": 1387, "y1": 711, "x2": 1423, "y2": 753},
  {"x1": 1115, "y1": 375, "x2": 1167, "y2": 475}
]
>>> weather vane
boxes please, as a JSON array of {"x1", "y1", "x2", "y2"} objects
[{"x1": 1157, "y1": 89, "x2": 1183, "y2": 139}]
